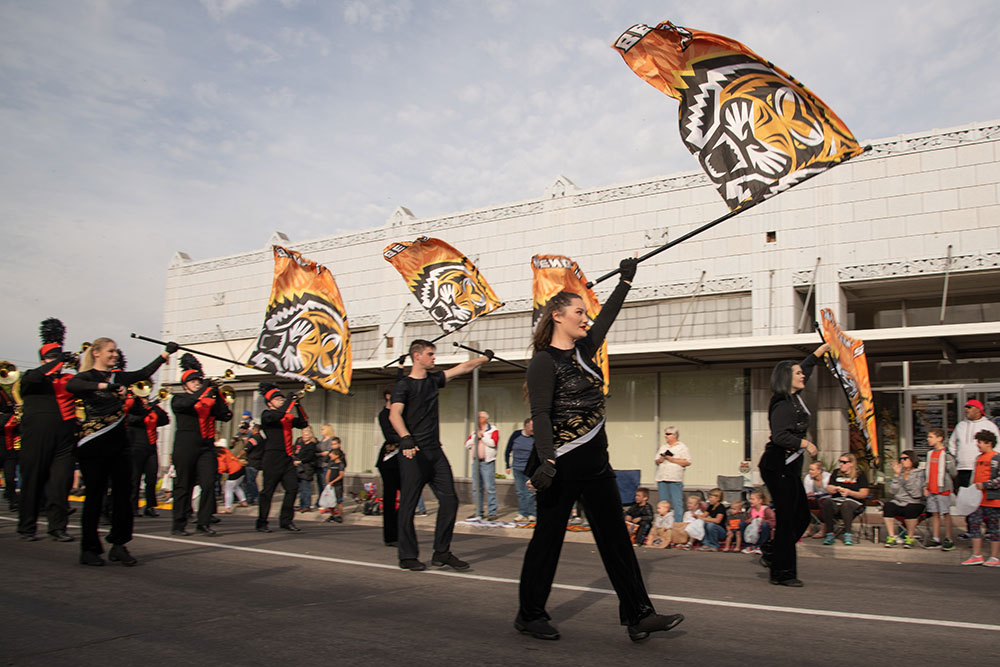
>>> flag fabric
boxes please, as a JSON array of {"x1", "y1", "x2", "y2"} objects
[
  {"x1": 250, "y1": 246, "x2": 352, "y2": 394},
  {"x1": 819, "y1": 308, "x2": 879, "y2": 463},
  {"x1": 614, "y1": 22, "x2": 865, "y2": 211},
  {"x1": 383, "y1": 236, "x2": 502, "y2": 333},
  {"x1": 531, "y1": 255, "x2": 610, "y2": 394}
]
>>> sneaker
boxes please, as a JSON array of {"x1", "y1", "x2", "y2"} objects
[
  {"x1": 822, "y1": 533, "x2": 835, "y2": 545},
  {"x1": 513, "y1": 514, "x2": 528, "y2": 522},
  {"x1": 527, "y1": 515, "x2": 536, "y2": 521},
  {"x1": 751, "y1": 547, "x2": 762, "y2": 555},
  {"x1": 740, "y1": 547, "x2": 754, "y2": 554},
  {"x1": 903, "y1": 536, "x2": 916, "y2": 549},
  {"x1": 961, "y1": 555, "x2": 985, "y2": 566},
  {"x1": 627, "y1": 613, "x2": 684, "y2": 642},
  {"x1": 514, "y1": 612, "x2": 560, "y2": 640},
  {"x1": 942, "y1": 539, "x2": 956, "y2": 551},
  {"x1": 843, "y1": 533, "x2": 855, "y2": 546},
  {"x1": 431, "y1": 551, "x2": 470, "y2": 571},
  {"x1": 984, "y1": 557, "x2": 1000, "y2": 568},
  {"x1": 884, "y1": 535, "x2": 899, "y2": 548},
  {"x1": 486, "y1": 514, "x2": 499, "y2": 521},
  {"x1": 466, "y1": 514, "x2": 483, "y2": 520},
  {"x1": 922, "y1": 537, "x2": 942, "y2": 549},
  {"x1": 399, "y1": 558, "x2": 427, "y2": 571},
  {"x1": 568, "y1": 516, "x2": 582, "y2": 525}
]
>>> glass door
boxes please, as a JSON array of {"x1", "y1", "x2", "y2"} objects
[{"x1": 907, "y1": 391, "x2": 959, "y2": 459}]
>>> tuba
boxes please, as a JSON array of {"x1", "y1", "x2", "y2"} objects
[{"x1": 0, "y1": 361, "x2": 19, "y2": 386}]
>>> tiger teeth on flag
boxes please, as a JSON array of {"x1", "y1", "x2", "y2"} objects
[
  {"x1": 819, "y1": 308, "x2": 879, "y2": 464},
  {"x1": 249, "y1": 246, "x2": 352, "y2": 394},
  {"x1": 383, "y1": 237, "x2": 502, "y2": 333},
  {"x1": 531, "y1": 255, "x2": 610, "y2": 395},
  {"x1": 613, "y1": 22, "x2": 865, "y2": 211}
]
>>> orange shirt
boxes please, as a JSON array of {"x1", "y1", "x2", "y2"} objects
[{"x1": 973, "y1": 451, "x2": 1000, "y2": 509}]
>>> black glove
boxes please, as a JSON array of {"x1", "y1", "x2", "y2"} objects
[
  {"x1": 400, "y1": 435, "x2": 416, "y2": 450},
  {"x1": 105, "y1": 382, "x2": 123, "y2": 394},
  {"x1": 60, "y1": 351, "x2": 76, "y2": 364},
  {"x1": 619, "y1": 257, "x2": 638, "y2": 283},
  {"x1": 164, "y1": 341, "x2": 179, "y2": 354},
  {"x1": 483, "y1": 349, "x2": 495, "y2": 360},
  {"x1": 530, "y1": 460, "x2": 557, "y2": 491}
]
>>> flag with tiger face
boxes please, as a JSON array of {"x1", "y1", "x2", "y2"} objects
[
  {"x1": 250, "y1": 246, "x2": 352, "y2": 394},
  {"x1": 384, "y1": 237, "x2": 501, "y2": 333},
  {"x1": 614, "y1": 21, "x2": 864, "y2": 211}
]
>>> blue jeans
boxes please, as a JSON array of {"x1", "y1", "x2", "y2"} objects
[
  {"x1": 242, "y1": 466, "x2": 259, "y2": 503},
  {"x1": 703, "y1": 521, "x2": 727, "y2": 549},
  {"x1": 512, "y1": 468, "x2": 535, "y2": 517},
  {"x1": 658, "y1": 481, "x2": 684, "y2": 522},
  {"x1": 474, "y1": 460, "x2": 498, "y2": 516},
  {"x1": 297, "y1": 479, "x2": 312, "y2": 509}
]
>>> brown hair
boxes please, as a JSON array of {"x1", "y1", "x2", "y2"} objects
[
  {"x1": 636, "y1": 487, "x2": 650, "y2": 499},
  {"x1": 409, "y1": 339, "x2": 435, "y2": 358},
  {"x1": 928, "y1": 427, "x2": 946, "y2": 441},
  {"x1": 78, "y1": 337, "x2": 115, "y2": 373},
  {"x1": 532, "y1": 291, "x2": 582, "y2": 353}
]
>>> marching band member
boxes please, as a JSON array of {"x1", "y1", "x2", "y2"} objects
[
  {"x1": 0, "y1": 384, "x2": 19, "y2": 511},
  {"x1": 127, "y1": 384, "x2": 169, "y2": 517},
  {"x1": 170, "y1": 354, "x2": 232, "y2": 536},
  {"x1": 17, "y1": 319, "x2": 78, "y2": 543},
  {"x1": 67, "y1": 337, "x2": 174, "y2": 566},
  {"x1": 256, "y1": 382, "x2": 308, "y2": 533}
]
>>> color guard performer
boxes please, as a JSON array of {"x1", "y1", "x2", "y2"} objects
[
  {"x1": 17, "y1": 319, "x2": 78, "y2": 542},
  {"x1": 256, "y1": 382, "x2": 308, "y2": 533},
  {"x1": 170, "y1": 354, "x2": 232, "y2": 536},
  {"x1": 68, "y1": 337, "x2": 174, "y2": 566},
  {"x1": 127, "y1": 383, "x2": 169, "y2": 517}
]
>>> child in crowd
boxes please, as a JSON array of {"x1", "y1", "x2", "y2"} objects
[
  {"x1": 625, "y1": 487, "x2": 654, "y2": 546},
  {"x1": 923, "y1": 427, "x2": 957, "y2": 550},
  {"x1": 741, "y1": 489, "x2": 777, "y2": 554},
  {"x1": 722, "y1": 500, "x2": 746, "y2": 552},
  {"x1": 324, "y1": 449, "x2": 345, "y2": 524},
  {"x1": 672, "y1": 494, "x2": 706, "y2": 549},
  {"x1": 647, "y1": 500, "x2": 674, "y2": 548},
  {"x1": 960, "y1": 430, "x2": 1000, "y2": 567},
  {"x1": 699, "y1": 489, "x2": 727, "y2": 552}
]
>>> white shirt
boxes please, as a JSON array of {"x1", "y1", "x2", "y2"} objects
[
  {"x1": 949, "y1": 418, "x2": 1000, "y2": 470},
  {"x1": 654, "y1": 441, "x2": 690, "y2": 482},
  {"x1": 465, "y1": 424, "x2": 499, "y2": 463},
  {"x1": 803, "y1": 471, "x2": 831, "y2": 495}
]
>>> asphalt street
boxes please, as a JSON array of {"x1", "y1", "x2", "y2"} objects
[{"x1": 1, "y1": 508, "x2": 997, "y2": 667}]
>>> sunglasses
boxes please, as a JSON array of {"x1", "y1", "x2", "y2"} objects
[
  {"x1": 899, "y1": 456, "x2": 910, "y2": 461},
  {"x1": 838, "y1": 460, "x2": 850, "y2": 464}
]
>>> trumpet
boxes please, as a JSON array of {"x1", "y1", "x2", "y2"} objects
[
  {"x1": 288, "y1": 383, "x2": 317, "y2": 402},
  {"x1": 220, "y1": 384, "x2": 235, "y2": 405},
  {"x1": 63, "y1": 342, "x2": 91, "y2": 369},
  {"x1": 148, "y1": 388, "x2": 170, "y2": 406},
  {"x1": 130, "y1": 380, "x2": 153, "y2": 397},
  {"x1": 0, "y1": 361, "x2": 18, "y2": 386}
]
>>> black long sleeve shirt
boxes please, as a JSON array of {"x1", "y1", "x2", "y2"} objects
[
  {"x1": 67, "y1": 356, "x2": 166, "y2": 421},
  {"x1": 759, "y1": 354, "x2": 818, "y2": 473}
]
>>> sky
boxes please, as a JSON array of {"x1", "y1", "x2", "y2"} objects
[{"x1": 2, "y1": 0, "x2": 999, "y2": 369}]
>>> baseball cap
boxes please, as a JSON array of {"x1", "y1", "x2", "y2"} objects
[{"x1": 965, "y1": 399, "x2": 985, "y2": 412}]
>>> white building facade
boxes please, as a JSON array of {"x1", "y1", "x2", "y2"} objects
[{"x1": 160, "y1": 120, "x2": 1000, "y2": 490}]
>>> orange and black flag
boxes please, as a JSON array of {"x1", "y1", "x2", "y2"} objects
[
  {"x1": 384, "y1": 237, "x2": 502, "y2": 333},
  {"x1": 614, "y1": 22, "x2": 865, "y2": 211},
  {"x1": 250, "y1": 246, "x2": 352, "y2": 394},
  {"x1": 819, "y1": 308, "x2": 879, "y2": 464},
  {"x1": 531, "y1": 255, "x2": 610, "y2": 394}
]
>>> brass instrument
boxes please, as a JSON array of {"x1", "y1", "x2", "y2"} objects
[
  {"x1": 0, "y1": 362, "x2": 22, "y2": 433},
  {"x1": 288, "y1": 383, "x2": 317, "y2": 402},
  {"x1": 223, "y1": 368, "x2": 236, "y2": 380},
  {"x1": 130, "y1": 380, "x2": 153, "y2": 397},
  {"x1": 219, "y1": 384, "x2": 235, "y2": 405},
  {"x1": 0, "y1": 361, "x2": 19, "y2": 386},
  {"x1": 63, "y1": 341, "x2": 91, "y2": 369},
  {"x1": 148, "y1": 388, "x2": 170, "y2": 406}
]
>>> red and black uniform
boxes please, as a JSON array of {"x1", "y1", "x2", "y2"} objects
[
  {"x1": 0, "y1": 391, "x2": 19, "y2": 510},
  {"x1": 17, "y1": 358, "x2": 77, "y2": 539},
  {"x1": 257, "y1": 399, "x2": 308, "y2": 530},
  {"x1": 127, "y1": 396, "x2": 169, "y2": 515},
  {"x1": 170, "y1": 385, "x2": 232, "y2": 531}
]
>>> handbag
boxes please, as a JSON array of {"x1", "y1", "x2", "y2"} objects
[
  {"x1": 685, "y1": 518, "x2": 705, "y2": 541},
  {"x1": 744, "y1": 517, "x2": 761, "y2": 544},
  {"x1": 953, "y1": 485, "x2": 981, "y2": 517}
]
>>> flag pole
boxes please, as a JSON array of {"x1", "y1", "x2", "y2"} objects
[
  {"x1": 586, "y1": 147, "x2": 871, "y2": 288},
  {"x1": 452, "y1": 342, "x2": 527, "y2": 370},
  {"x1": 130, "y1": 333, "x2": 258, "y2": 370},
  {"x1": 380, "y1": 303, "x2": 505, "y2": 368}
]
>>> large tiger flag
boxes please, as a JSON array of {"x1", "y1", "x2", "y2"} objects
[
  {"x1": 531, "y1": 255, "x2": 610, "y2": 394},
  {"x1": 249, "y1": 246, "x2": 352, "y2": 394},
  {"x1": 384, "y1": 236, "x2": 502, "y2": 333},
  {"x1": 614, "y1": 22, "x2": 865, "y2": 211},
  {"x1": 819, "y1": 308, "x2": 879, "y2": 464}
]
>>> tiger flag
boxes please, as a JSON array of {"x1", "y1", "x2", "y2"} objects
[
  {"x1": 383, "y1": 236, "x2": 502, "y2": 333},
  {"x1": 614, "y1": 22, "x2": 865, "y2": 211},
  {"x1": 531, "y1": 255, "x2": 610, "y2": 394},
  {"x1": 249, "y1": 246, "x2": 352, "y2": 394},
  {"x1": 818, "y1": 308, "x2": 879, "y2": 464}
]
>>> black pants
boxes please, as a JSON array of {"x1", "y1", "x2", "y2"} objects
[
  {"x1": 17, "y1": 419, "x2": 75, "y2": 536},
  {"x1": 956, "y1": 470, "x2": 973, "y2": 489},
  {"x1": 397, "y1": 447, "x2": 458, "y2": 560},
  {"x1": 1, "y1": 450, "x2": 17, "y2": 507},
  {"x1": 760, "y1": 464, "x2": 810, "y2": 581},
  {"x1": 519, "y1": 474, "x2": 655, "y2": 626},
  {"x1": 172, "y1": 439, "x2": 216, "y2": 530},
  {"x1": 132, "y1": 444, "x2": 159, "y2": 512},
  {"x1": 77, "y1": 423, "x2": 133, "y2": 554},
  {"x1": 258, "y1": 451, "x2": 297, "y2": 528},
  {"x1": 377, "y1": 455, "x2": 400, "y2": 545}
]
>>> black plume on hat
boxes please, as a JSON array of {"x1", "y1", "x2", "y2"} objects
[
  {"x1": 180, "y1": 353, "x2": 202, "y2": 373},
  {"x1": 258, "y1": 382, "x2": 283, "y2": 400},
  {"x1": 115, "y1": 349, "x2": 126, "y2": 371},
  {"x1": 39, "y1": 318, "x2": 66, "y2": 345}
]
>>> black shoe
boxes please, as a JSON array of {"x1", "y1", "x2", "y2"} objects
[
  {"x1": 385, "y1": 541, "x2": 399, "y2": 547},
  {"x1": 770, "y1": 577, "x2": 804, "y2": 587},
  {"x1": 210, "y1": 516, "x2": 221, "y2": 524},
  {"x1": 757, "y1": 555, "x2": 771, "y2": 570},
  {"x1": 18, "y1": 533, "x2": 37, "y2": 542},
  {"x1": 280, "y1": 523, "x2": 301, "y2": 532},
  {"x1": 108, "y1": 544, "x2": 138, "y2": 566},
  {"x1": 256, "y1": 525, "x2": 272, "y2": 533},
  {"x1": 514, "y1": 613, "x2": 560, "y2": 640},
  {"x1": 79, "y1": 550, "x2": 105, "y2": 566},
  {"x1": 171, "y1": 529, "x2": 191, "y2": 536},
  {"x1": 431, "y1": 551, "x2": 470, "y2": 571},
  {"x1": 486, "y1": 514, "x2": 499, "y2": 521},
  {"x1": 627, "y1": 613, "x2": 685, "y2": 642},
  {"x1": 143, "y1": 508, "x2": 160, "y2": 517},
  {"x1": 133, "y1": 509, "x2": 142, "y2": 517},
  {"x1": 49, "y1": 530, "x2": 75, "y2": 542},
  {"x1": 332, "y1": 514, "x2": 343, "y2": 524},
  {"x1": 399, "y1": 558, "x2": 427, "y2": 571},
  {"x1": 196, "y1": 525, "x2": 218, "y2": 536}
]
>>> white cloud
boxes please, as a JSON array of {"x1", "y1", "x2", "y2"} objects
[
  {"x1": 201, "y1": 0, "x2": 259, "y2": 22},
  {"x1": 343, "y1": 0, "x2": 412, "y2": 32},
  {"x1": 225, "y1": 31, "x2": 281, "y2": 63}
]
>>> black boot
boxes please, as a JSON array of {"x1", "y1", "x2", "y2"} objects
[
  {"x1": 627, "y1": 613, "x2": 684, "y2": 642},
  {"x1": 108, "y1": 544, "x2": 138, "y2": 566},
  {"x1": 514, "y1": 612, "x2": 560, "y2": 640}
]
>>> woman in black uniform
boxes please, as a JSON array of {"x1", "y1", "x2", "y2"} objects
[
  {"x1": 516, "y1": 258, "x2": 683, "y2": 643},
  {"x1": 67, "y1": 337, "x2": 175, "y2": 566},
  {"x1": 256, "y1": 382, "x2": 308, "y2": 533},
  {"x1": 757, "y1": 342, "x2": 830, "y2": 587}
]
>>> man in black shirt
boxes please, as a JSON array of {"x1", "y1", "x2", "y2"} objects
[{"x1": 389, "y1": 339, "x2": 491, "y2": 571}]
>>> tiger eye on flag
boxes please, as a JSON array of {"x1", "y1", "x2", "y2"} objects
[
  {"x1": 383, "y1": 237, "x2": 502, "y2": 333},
  {"x1": 250, "y1": 246, "x2": 352, "y2": 394},
  {"x1": 614, "y1": 21, "x2": 864, "y2": 211}
]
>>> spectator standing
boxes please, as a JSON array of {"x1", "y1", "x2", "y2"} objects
[
  {"x1": 923, "y1": 428, "x2": 957, "y2": 550},
  {"x1": 949, "y1": 399, "x2": 999, "y2": 489},
  {"x1": 293, "y1": 426, "x2": 318, "y2": 511},
  {"x1": 316, "y1": 424, "x2": 335, "y2": 502},
  {"x1": 821, "y1": 452, "x2": 870, "y2": 546},
  {"x1": 882, "y1": 450, "x2": 925, "y2": 548},
  {"x1": 465, "y1": 411, "x2": 499, "y2": 520},
  {"x1": 242, "y1": 423, "x2": 262, "y2": 505},
  {"x1": 505, "y1": 418, "x2": 536, "y2": 521},
  {"x1": 960, "y1": 431, "x2": 1000, "y2": 567},
  {"x1": 654, "y1": 426, "x2": 690, "y2": 522},
  {"x1": 324, "y1": 449, "x2": 345, "y2": 523}
]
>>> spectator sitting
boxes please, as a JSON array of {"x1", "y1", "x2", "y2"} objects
[
  {"x1": 647, "y1": 501, "x2": 674, "y2": 548},
  {"x1": 821, "y1": 453, "x2": 870, "y2": 546},
  {"x1": 803, "y1": 460, "x2": 830, "y2": 538},
  {"x1": 625, "y1": 487, "x2": 654, "y2": 546},
  {"x1": 698, "y1": 488, "x2": 727, "y2": 552},
  {"x1": 671, "y1": 495, "x2": 706, "y2": 549},
  {"x1": 882, "y1": 449, "x2": 926, "y2": 548},
  {"x1": 722, "y1": 500, "x2": 746, "y2": 552},
  {"x1": 923, "y1": 427, "x2": 957, "y2": 550},
  {"x1": 960, "y1": 430, "x2": 1000, "y2": 567},
  {"x1": 741, "y1": 489, "x2": 776, "y2": 554}
]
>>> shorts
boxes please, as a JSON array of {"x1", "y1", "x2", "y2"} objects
[
  {"x1": 882, "y1": 501, "x2": 925, "y2": 520},
  {"x1": 925, "y1": 493, "x2": 952, "y2": 515}
]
